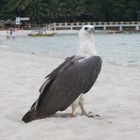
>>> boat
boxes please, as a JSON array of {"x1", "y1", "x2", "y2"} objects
[
  {"x1": 107, "y1": 30, "x2": 122, "y2": 34},
  {"x1": 28, "y1": 30, "x2": 56, "y2": 37}
]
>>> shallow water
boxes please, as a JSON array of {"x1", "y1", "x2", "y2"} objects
[{"x1": 0, "y1": 33, "x2": 140, "y2": 67}]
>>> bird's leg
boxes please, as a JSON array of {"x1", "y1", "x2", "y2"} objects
[
  {"x1": 79, "y1": 96, "x2": 100, "y2": 118},
  {"x1": 71, "y1": 104, "x2": 76, "y2": 117},
  {"x1": 79, "y1": 101, "x2": 93, "y2": 117},
  {"x1": 79, "y1": 95, "x2": 91, "y2": 117},
  {"x1": 70, "y1": 96, "x2": 80, "y2": 117}
]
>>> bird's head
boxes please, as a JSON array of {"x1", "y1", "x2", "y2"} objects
[
  {"x1": 79, "y1": 25, "x2": 95, "y2": 40},
  {"x1": 77, "y1": 25, "x2": 97, "y2": 56}
]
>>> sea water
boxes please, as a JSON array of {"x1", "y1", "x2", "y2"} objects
[{"x1": 1, "y1": 33, "x2": 140, "y2": 67}]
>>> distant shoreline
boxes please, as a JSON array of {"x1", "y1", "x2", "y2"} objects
[{"x1": 0, "y1": 29, "x2": 140, "y2": 37}]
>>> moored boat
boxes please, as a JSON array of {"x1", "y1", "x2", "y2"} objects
[
  {"x1": 107, "y1": 30, "x2": 122, "y2": 34},
  {"x1": 28, "y1": 30, "x2": 56, "y2": 37}
]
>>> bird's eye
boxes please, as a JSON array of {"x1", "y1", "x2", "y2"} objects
[{"x1": 85, "y1": 27, "x2": 88, "y2": 30}]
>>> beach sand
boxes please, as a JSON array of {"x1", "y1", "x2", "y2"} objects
[{"x1": 0, "y1": 47, "x2": 140, "y2": 140}]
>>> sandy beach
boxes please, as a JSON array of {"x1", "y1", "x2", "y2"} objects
[{"x1": 0, "y1": 47, "x2": 140, "y2": 140}]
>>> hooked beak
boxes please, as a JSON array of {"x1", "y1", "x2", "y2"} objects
[
  {"x1": 88, "y1": 27, "x2": 95, "y2": 34},
  {"x1": 91, "y1": 27, "x2": 95, "y2": 34},
  {"x1": 93, "y1": 29, "x2": 95, "y2": 35}
]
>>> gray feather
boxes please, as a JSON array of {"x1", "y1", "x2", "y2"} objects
[{"x1": 22, "y1": 56, "x2": 102, "y2": 123}]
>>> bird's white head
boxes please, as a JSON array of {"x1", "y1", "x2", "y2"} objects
[
  {"x1": 78, "y1": 25, "x2": 97, "y2": 57},
  {"x1": 79, "y1": 25, "x2": 95, "y2": 38}
]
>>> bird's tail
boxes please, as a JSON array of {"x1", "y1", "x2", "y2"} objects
[{"x1": 22, "y1": 111, "x2": 34, "y2": 123}]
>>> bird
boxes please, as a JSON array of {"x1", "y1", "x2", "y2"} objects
[{"x1": 22, "y1": 25, "x2": 102, "y2": 123}]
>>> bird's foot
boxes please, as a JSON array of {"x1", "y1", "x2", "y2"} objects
[
  {"x1": 81, "y1": 111, "x2": 101, "y2": 118},
  {"x1": 70, "y1": 113, "x2": 76, "y2": 117}
]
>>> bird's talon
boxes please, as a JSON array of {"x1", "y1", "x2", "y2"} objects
[
  {"x1": 87, "y1": 113, "x2": 101, "y2": 118},
  {"x1": 70, "y1": 113, "x2": 76, "y2": 117},
  {"x1": 95, "y1": 114, "x2": 101, "y2": 117}
]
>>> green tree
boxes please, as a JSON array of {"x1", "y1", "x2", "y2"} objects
[
  {"x1": 0, "y1": 0, "x2": 139, "y2": 23},
  {"x1": 45, "y1": 0, "x2": 65, "y2": 22},
  {"x1": 84, "y1": 0, "x2": 105, "y2": 21},
  {"x1": 6, "y1": 0, "x2": 31, "y2": 16},
  {"x1": 25, "y1": 0, "x2": 47, "y2": 24},
  {"x1": 62, "y1": 0, "x2": 85, "y2": 22}
]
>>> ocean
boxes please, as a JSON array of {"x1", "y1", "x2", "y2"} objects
[{"x1": 0, "y1": 33, "x2": 140, "y2": 67}]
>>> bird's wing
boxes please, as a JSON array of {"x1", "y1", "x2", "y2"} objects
[
  {"x1": 29, "y1": 56, "x2": 102, "y2": 117},
  {"x1": 30, "y1": 55, "x2": 82, "y2": 111},
  {"x1": 38, "y1": 55, "x2": 75, "y2": 94},
  {"x1": 54, "y1": 56, "x2": 102, "y2": 111}
]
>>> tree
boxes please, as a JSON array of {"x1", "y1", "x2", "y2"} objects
[
  {"x1": 62, "y1": 0, "x2": 85, "y2": 22},
  {"x1": 84, "y1": 0, "x2": 105, "y2": 21},
  {"x1": 25, "y1": 0, "x2": 47, "y2": 24},
  {"x1": 45, "y1": 0, "x2": 65, "y2": 22},
  {"x1": 0, "y1": 0, "x2": 139, "y2": 23}
]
